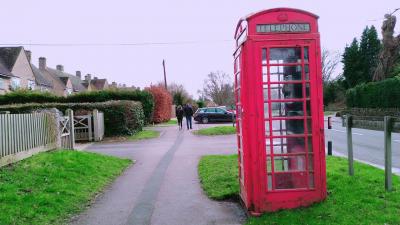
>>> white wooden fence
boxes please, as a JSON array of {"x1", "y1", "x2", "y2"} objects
[
  {"x1": 0, "y1": 109, "x2": 105, "y2": 167},
  {"x1": 0, "y1": 112, "x2": 57, "y2": 167}
]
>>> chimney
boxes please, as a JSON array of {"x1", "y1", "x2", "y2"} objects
[
  {"x1": 85, "y1": 74, "x2": 92, "y2": 82},
  {"x1": 76, "y1": 71, "x2": 81, "y2": 79},
  {"x1": 25, "y1": 50, "x2": 32, "y2": 63},
  {"x1": 56, "y1": 65, "x2": 64, "y2": 72},
  {"x1": 39, "y1": 57, "x2": 46, "y2": 70},
  {"x1": 111, "y1": 81, "x2": 117, "y2": 86},
  {"x1": 93, "y1": 76, "x2": 98, "y2": 80}
]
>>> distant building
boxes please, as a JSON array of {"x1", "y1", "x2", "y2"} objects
[
  {"x1": 38, "y1": 57, "x2": 74, "y2": 96},
  {"x1": 82, "y1": 74, "x2": 109, "y2": 91},
  {"x1": 0, "y1": 47, "x2": 36, "y2": 94}
]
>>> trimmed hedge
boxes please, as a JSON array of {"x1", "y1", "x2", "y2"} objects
[
  {"x1": 346, "y1": 76, "x2": 400, "y2": 108},
  {"x1": 0, "y1": 101, "x2": 144, "y2": 136},
  {"x1": 146, "y1": 86, "x2": 172, "y2": 123},
  {"x1": 0, "y1": 89, "x2": 154, "y2": 123}
]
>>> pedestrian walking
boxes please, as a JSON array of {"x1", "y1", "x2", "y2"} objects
[
  {"x1": 175, "y1": 105, "x2": 184, "y2": 130},
  {"x1": 183, "y1": 104, "x2": 194, "y2": 130}
]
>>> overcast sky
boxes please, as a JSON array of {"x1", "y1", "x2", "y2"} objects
[{"x1": 2, "y1": 0, "x2": 399, "y2": 97}]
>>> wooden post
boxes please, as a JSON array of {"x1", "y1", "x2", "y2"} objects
[
  {"x1": 384, "y1": 116, "x2": 393, "y2": 192},
  {"x1": 346, "y1": 115, "x2": 354, "y2": 176},
  {"x1": 93, "y1": 109, "x2": 99, "y2": 142},
  {"x1": 67, "y1": 109, "x2": 75, "y2": 150}
]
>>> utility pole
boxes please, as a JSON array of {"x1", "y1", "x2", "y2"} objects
[{"x1": 162, "y1": 59, "x2": 168, "y2": 90}]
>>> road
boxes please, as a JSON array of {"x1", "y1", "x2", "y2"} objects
[{"x1": 325, "y1": 116, "x2": 400, "y2": 174}]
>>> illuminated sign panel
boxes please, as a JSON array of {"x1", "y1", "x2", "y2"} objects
[{"x1": 257, "y1": 23, "x2": 310, "y2": 33}]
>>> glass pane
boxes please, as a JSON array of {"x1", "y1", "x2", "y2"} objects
[
  {"x1": 269, "y1": 137, "x2": 307, "y2": 154},
  {"x1": 262, "y1": 66, "x2": 268, "y2": 82},
  {"x1": 304, "y1": 47, "x2": 309, "y2": 63},
  {"x1": 308, "y1": 137, "x2": 313, "y2": 152},
  {"x1": 306, "y1": 100, "x2": 311, "y2": 116},
  {"x1": 269, "y1": 48, "x2": 302, "y2": 64},
  {"x1": 274, "y1": 172, "x2": 307, "y2": 189},
  {"x1": 273, "y1": 155, "x2": 306, "y2": 172},
  {"x1": 271, "y1": 101, "x2": 304, "y2": 117},
  {"x1": 267, "y1": 174, "x2": 273, "y2": 190},
  {"x1": 262, "y1": 49, "x2": 267, "y2": 65},
  {"x1": 309, "y1": 172, "x2": 315, "y2": 188},
  {"x1": 267, "y1": 120, "x2": 311, "y2": 135},
  {"x1": 264, "y1": 102, "x2": 269, "y2": 117},
  {"x1": 270, "y1": 65, "x2": 302, "y2": 82},
  {"x1": 308, "y1": 154, "x2": 314, "y2": 171},
  {"x1": 305, "y1": 64, "x2": 310, "y2": 80},
  {"x1": 263, "y1": 85, "x2": 269, "y2": 100},
  {"x1": 270, "y1": 83, "x2": 303, "y2": 100}
]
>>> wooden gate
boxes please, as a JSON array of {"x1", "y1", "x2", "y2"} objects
[
  {"x1": 59, "y1": 110, "x2": 75, "y2": 149},
  {"x1": 73, "y1": 110, "x2": 104, "y2": 142}
]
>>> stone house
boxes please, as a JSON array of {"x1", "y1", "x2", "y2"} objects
[{"x1": 0, "y1": 47, "x2": 36, "y2": 94}]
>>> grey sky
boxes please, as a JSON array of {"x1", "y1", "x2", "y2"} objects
[{"x1": 2, "y1": 0, "x2": 399, "y2": 97}]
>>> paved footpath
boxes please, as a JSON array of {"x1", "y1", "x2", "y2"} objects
[{"x1": 70, "y1": 123, "x2": 246, "y2": 225}]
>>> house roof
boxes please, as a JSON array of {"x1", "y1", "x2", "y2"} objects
[
  {"x1": 0, "y1": 47, "x2": 22, "y2": 71},
  {"x1": 31, "y1": 64, "x2": 53, "y2": 87},
  {"x1": 91, "y1": 79, "x2": 107, "y2": 90},
  {"x1": 47, "y1": 67, "x2": 86, "y2": 92}
]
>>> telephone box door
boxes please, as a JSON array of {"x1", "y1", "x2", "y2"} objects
[{"x1": 256, "y1": 40, "x2": 324, "y2": 198}]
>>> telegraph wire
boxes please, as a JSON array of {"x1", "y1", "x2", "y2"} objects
[{"x1": 0, "y1": 39, "x2": 234, "y2": 47}]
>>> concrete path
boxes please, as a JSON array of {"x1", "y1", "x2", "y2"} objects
[{"x1": 70, "y1": 123, "x2": 246, "y2": 225}]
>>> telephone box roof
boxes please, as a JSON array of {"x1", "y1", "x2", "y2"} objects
[{"x1": 234, "y1": 8, "x2": 319, "y2": 38}]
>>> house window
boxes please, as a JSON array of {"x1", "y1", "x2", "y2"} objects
[
  {"x1": 28, "y1": 80, "x2": 36, "y2": 90},
  {"x1": 10, "y1": 77, "x2": 21, "y2": 90},
  {"x1": 0, "y1": 78, "x2": 4, "y2": 89},
  {"x1": 66, "y1": 88, "x2": 73, "y2": 95}
]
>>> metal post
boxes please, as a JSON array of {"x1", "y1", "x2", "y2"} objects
[
  {"x1": 384, "y1": 116, "x2": 392, "y2": 192},
  {"x1": 346, "y1": 115, "x2": 354, "y2": 176},
  {"x1": 327, "y1": 116, "x2": 332, "y2": 156},
  {"x1": 327, "y1": 141, "x2": 332, "y2": 156},
  {"x1": 67, "y1": 109, "x2": 75, "y2": 150}
]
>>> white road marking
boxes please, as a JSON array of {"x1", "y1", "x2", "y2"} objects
[
  {"x1": 394, "y1": 140, "x2": 400, "y2": 143},
  {"x1": 331, "y1": 129, "x2": 363, "y2": 136}
]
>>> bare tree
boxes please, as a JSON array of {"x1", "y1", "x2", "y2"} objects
[
  {"x1": 199, "y1": 71, "x2": 234, "y2": 107},
  {"x1": 322, "y1": 49, "x2": 340, "y2": 83},
  {"x1": 373, "y1": 12, "x2": 400, "y2": 81}
]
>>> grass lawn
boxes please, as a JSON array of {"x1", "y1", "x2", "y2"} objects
[
  {"x1": 162, "y1": 118, "x2": 177, "y2": 125},
  {"x1": 128, "y1": 129, "x2": 160, "y2": 141},
  {"x1": 198, "y1": 155, "x2": 400, "y2": 225},
  {"x1": 194, "y1": 126, "x2": 236, "y2": 136},
  {"x1": 0, "y1": 150, "x2": 131, "y2": 225},
  {"x1": 324, "y1": 111, "x2": 336, "y2": 116}
]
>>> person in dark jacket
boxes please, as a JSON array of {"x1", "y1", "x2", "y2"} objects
[
  {"x1": 183, "y1": 104, "x2": 194, "y2": 130},
  {"x1": 175, "y1": 105, "x2": 184, "y2": 130}
]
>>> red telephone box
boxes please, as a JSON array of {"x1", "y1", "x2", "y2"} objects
[{"x1": 233, "y1": 8, "x2": 326, "y2": 214}]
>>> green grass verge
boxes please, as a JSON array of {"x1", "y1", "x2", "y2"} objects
[
  {"x1": 198, "y1": 155, "x2": 239, "y2": 200},
  {"x1": 162, "y1": 118, "x2": 177, "y2": 125},
  {"x1": 128, "y1": 130, "x2": 160, "y2": 141},
  {"x1": 0, "y1": 150, "x2": 131, "y2": 225},
  {"x1": 324, "y1": 111, "x2": 336, "y2": 116},
  {"x1": 198, "y1": 155, "x2": 400, "y2": 225},
  {"x1": 194, "y1": 126, "x2": 236, "y2": 136}
]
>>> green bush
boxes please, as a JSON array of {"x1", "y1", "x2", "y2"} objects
[
  {"x1": 0, "y1": 101, "x2": 145, "y2": 136},
  {"x1": 0, "y1": 89, "x2": 154, "y2": 123},
  {"x1": 0, "y1": 89, "x2": 62, "y2": 104},
  {"x1": 346, "y1": 76, "x2": 400, "y2": 108},
  {"x1": 66, "y1": 90, "x2": 154, "y2": 122}
]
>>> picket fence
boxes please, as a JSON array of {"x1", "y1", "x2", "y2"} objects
[{"x1": 0, "y1": 109, "x2": 104, "y2": 167}]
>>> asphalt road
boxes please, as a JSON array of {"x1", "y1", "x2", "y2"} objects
[{"x1": 325, "y1": 116, "x2": 400, "y2": 174}]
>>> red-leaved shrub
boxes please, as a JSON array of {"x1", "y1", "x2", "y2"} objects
[{"x1": 146, "y1": 85, "x2": 172, "y2": 123}]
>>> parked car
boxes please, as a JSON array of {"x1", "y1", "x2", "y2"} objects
[{"x1": 193, "y1": 107, "x2": 235, "y2": 124}]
